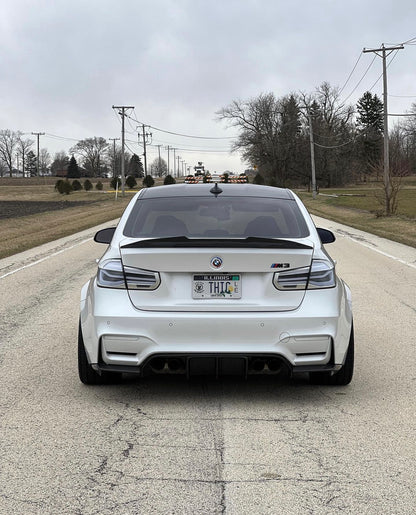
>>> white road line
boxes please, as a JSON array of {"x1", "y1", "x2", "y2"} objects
[
  {"x1": 336, "y1": 231, "x2": 416, "y2": 269},
  {"x1": 0, "y1": 238, "x2": 92, "y2": 280}
]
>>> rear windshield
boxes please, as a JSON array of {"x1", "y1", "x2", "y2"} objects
[{"x1": 123, "y1": 196, "x2": 310, "y2": 239}]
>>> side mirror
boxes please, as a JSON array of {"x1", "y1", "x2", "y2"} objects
[
  {"x1": 317, "y1": 228, "x2": 336, "y2": 244},
  {"x1": 94, "y1": 227, "x2": 116, "y2": 244}
]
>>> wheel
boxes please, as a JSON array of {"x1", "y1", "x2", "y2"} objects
[
  {"x1": 310, "y1": 322, "x2": 354, "y2": 386},
  {"x1": 78, "y1": 321, "x2": 122, "y2": 385}
]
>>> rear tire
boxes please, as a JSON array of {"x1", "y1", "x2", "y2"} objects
[
  {"x1": 310, "y1": 322, "x2": 354, "y2": 386},
  {"x1": 78, "y1": 321, "x2": 121, "y2": 385}
]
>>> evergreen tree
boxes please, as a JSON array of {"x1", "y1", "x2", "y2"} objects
[
  {"x1": 67, "y1": 155, "x2": 81, "y2": 178},
  {"x1": 356, "y1": 92, "x2": 384, "y2": 176},
  {"x1": 25, "y1": 150, "x2": 37, "y2": 176},
  {"x1": 143, "y1": 175, "x2": 155, "y2": 187},
  {"x1": 128, "y1": 154, "x2": 144, "y2": 178},
  {"x1": 164, "y1": 174, "x2": 176, "y2": 185},
  {"x1": 126, "y1": 175, "x2": 137, "y2": 189}
]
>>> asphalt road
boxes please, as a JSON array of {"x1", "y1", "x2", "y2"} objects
[{"x1": 0, "y1": 219, "x2": 415, "y2": 514}]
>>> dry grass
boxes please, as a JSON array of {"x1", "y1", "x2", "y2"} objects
[
  {"x1": 0, "y1": 184, "x2": 132, "y2": 258},
  {"x1": 0, "y1": 176, "x2": 177, "y2": 258},
  {"x1": 1, "y1": 178, "x2": 415, "y2": 259},
  {"x1": 298, "y1": 184, "x2": 416, "y2": 248}
]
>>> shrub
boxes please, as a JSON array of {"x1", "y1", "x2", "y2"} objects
[
  {"x1": 126, "y1": 175, "x2": 137, "y2": 189},
  {"x1": 143, "y1": 175, "x2": 155, "y2": 188},
  {"x1": 164, "y1": 174, "x2": 176, "y2": 185},
  {"x1": 56, "y1": 180, "x2": 73, "y2": 195},
  {"x1": 84, "y1": 179, "x2": 93, "y2": 191},
  {"x1": 110, "y1": 177, "x2": 121, "y2": 190},
  {"x1": 72, "y1": 179, "x2": 82, "y2": 191},
  {"x1": 222, "y1": 173, "x2": 229, "y2": 183},
  {"x1": 203, "y1": 174, "x2": 211, "y2": 183},
  {"x1": 55, "y1": 179, "x2": 64, "y2": 191},
  {"x1": 96, "y1": 181, "x2": 103, "y2": 191},
  {"x1": 252, "y1": 172, "x2": 265, "y2": 185}
]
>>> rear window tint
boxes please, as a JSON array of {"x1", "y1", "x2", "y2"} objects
[{"x1": 123, "y1": 196, "x2": 310, "y2": 239}]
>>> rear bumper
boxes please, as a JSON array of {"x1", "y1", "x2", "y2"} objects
[
  {"x1": 93, "y1": 350, "x2": 342, "y2": 378},
  {"x1": 81, "y1": 278, "x2": 352, "y2": 374}
]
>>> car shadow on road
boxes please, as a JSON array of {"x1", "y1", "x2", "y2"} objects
[{"x1": 85, "y1": 370, "x2": 344, "y2": 409}]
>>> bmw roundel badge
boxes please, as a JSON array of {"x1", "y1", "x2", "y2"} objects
[{"x1": 211, "y1": 256, "x2": 223, "y2": 269}]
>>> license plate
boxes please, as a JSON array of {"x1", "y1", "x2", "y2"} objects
[{"x1": 192, "y1": 274, "x2": 241, "y2": 299}]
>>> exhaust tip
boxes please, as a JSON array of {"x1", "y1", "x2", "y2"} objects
[
  {"x1": 150, "y1": 358, "x2": 166, "y2": 371},
  {"x1": 167, "y1": 358, "x2": 183, "y2": 371},
  {"x1": 267, "y1": 358, "x2": 282, "y2": 372},
  {"x1": 251, "y1": 359, "x2": 266, "y2": 372}
]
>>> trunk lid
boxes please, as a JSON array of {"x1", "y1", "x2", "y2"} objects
[{"x1": 120, "y1": 238, "x2": 314, "y2": 312}]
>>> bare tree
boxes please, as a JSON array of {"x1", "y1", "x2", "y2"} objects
[
  {"x1": 0, "y1": 129, "x2": 20, "y2": 177},
  {"x1": 17, "y1": 135, "x2": 34, "y2": 177},
  {"x1": 50, "y1": 151, "x2": 70, "y2": 176},
  {"x1": 300, "y1": 83, "x2": 355, "y2": 187},
  {"x1": 70, "y1": 137, "x2": 109, "y2": 177},
  {"x1": 149, "y1": 157, "x2": 167, "y2": 177},
  {"x1": 106, "y1": 144, "x2": 131, "y2": 178},
  {"x1": 217, "y1": 93, "x2": 304, "y2": 186},
  {"x1": 39, "y1": 148, "x2": 51, "y2": 175}
]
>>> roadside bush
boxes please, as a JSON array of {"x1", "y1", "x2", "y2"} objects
[
  {"x1": 72, "y1": 179, "x2": 82, "y2": 191},
  {"x1": 55, "y1": 179, "x2": 64, "y2": 191},
  {"x1": 96, "y1": 181, "x2": 103, "y2": 191},
  {"x1": 164, "y1": 174, "x2": 176, "y2": 185},
  {"x1": 222, "y1": 173, "x2": 229, "y2": 183},
  {"x1": 56, "y1": 180, "x2": 73, "y2": 195},
  {"x1": 84, "y1": 179, "x2": 93, "y2": 191},
  {"x1": 126, "y1": 175, "x2": 137, "y2": 189},
  {"x1": 110, "y1": 177, "x2": 121, "y2": 190},
  {"x1": 252, "y1": 173, "x2": 265, "y2": 185},
  {"x1": 143, "y1": 175, "x2": 155, "y2": 188},
  {"x1": 203, "y1": 174, "x2": 211, "y2": 183}
]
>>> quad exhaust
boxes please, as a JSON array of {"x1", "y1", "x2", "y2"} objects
[{"x1": 148, "y1": 356, "x2": 285, "y2": 376}]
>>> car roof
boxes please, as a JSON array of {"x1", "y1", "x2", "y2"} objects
[{"x1": 139, "y1": 183, "x2": 295, "y2": 200}]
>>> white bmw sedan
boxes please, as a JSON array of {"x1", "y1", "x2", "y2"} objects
[{"x1": 79, "y1": 183, "x2": 353, "y2": 385}]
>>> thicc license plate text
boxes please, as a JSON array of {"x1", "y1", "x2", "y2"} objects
[{"x1": 192, "y1": 274, "x2": 241, "y2": 299}]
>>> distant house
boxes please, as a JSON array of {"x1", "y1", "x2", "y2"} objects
[{"x1": 55, "y1": 166, "x2": 68, "y2": 177}]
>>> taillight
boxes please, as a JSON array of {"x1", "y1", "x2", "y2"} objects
[
  {"x1": 97, "y1": 259, "x2": 160, "y2": 290},
  {"x1": 273, "y1": 260, "x2": 335, "y2": 291},
  {"x1": 124, "y1": 266, "x2": 160, "y2": 290},
  {"x1": 307, "y1": 260, "x2": 336, "y2": 289}
]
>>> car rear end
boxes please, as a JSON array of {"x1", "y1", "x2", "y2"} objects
[{"x1": 80, "y1": 184, "x2": 352, "y2": 380}]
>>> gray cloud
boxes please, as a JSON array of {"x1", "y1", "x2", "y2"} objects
[{"x1": 1, "y1": 0, "x2": 415, "y2": 172}]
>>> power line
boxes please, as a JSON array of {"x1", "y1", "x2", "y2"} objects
[
  {"x1": 128, "y1": 111, "x2": 236, "y2": 140},
  {"x1": 314, "y1": 139, "x2": 354, "y2": 149},
  {"x1": 339, "y1": 51, "x2": 363, "y2": 95},
  {"x1": 341, "y1": 55, "x2": 377, "y2": 102},
  {"x1": 367, "y1": 49, "x2": 400, "y2": 92},
  {"x1": 389, "y1": 94, "x2": 416, "y2": 98}
]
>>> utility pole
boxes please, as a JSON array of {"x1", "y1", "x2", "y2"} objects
[
  {"x1": 156, "y1": 144, "x2": 162, "y2": 177},
  {"x1": 177, "y1": 155, "x2": 181, "y2": 177},
  {"x1": 165, "y1": 145, "x2": 171, "y2": 175},
  {"x1": 307, "y1": 112, "x2": 317, "y2": 199},
  {"x1": 363, "y1": 43, "x2": 404, "y2": 215},
  {"x1": 112, "y1": 105, "x2": 134, "y2": 196},
  {"x1": 139, "y1": 124, "x2": 152, "y2": 176},
  {"x1": 108, "y1": 138, "x2": 120, "y2": 178},
  {"x1": 173, "y1": 148, "x2": 177, "y2": 177},
  {"x1": 31, "y1": 132, "x2": 45, "y2": 176}
]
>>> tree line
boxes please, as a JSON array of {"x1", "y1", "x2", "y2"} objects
[
  {"x1": 0, "y1": 133, "x2": 158, "y2": 179},
  {"x1": 218, "y1": 82, "x2": 416, "y2": 188}
]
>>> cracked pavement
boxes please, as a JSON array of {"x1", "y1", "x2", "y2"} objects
[{"x1": 0, "y1": 221, "x2": 415, "y2": 514}]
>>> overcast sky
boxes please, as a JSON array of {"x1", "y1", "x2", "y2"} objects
[{"x1": 1, "y1": 0, "x2": 415, "y2": 174}]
